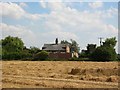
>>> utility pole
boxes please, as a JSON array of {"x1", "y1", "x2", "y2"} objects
[{"x1": 98, "y1": 37, "x2": 103, "y2": 46}]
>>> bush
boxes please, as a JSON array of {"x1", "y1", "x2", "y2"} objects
[
  {"x1": 116, "y1": 54, "x2": 120, "y2": 61},
  {"x1": 34, "y1": 51, "x2": 49, "y2": 60},
  {"x1": 2, "y1": 52, "x2": 21, "y2": 60},
  {"x1": 90, "y1": 46, "x2": 117, "y2": 61},
  {"x1": 69, "y1": 57, "x2": 90, "y2": 61},
  {"x1": 2, "y1": 51, "x2": 32, "y2": 60}
]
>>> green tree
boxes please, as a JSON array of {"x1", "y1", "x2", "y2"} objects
[
  {"x1": 90, "y1": 46, "x2": 117, "y2": 61},
  {"x1": 118, "y1": 54, "x2": 120, "y2": 61},
  {"x1": 61, "y1": 40, "x2": 71, "y2": 45},
  {"x1": 29, "y1": 46, "x2": 40, "y2": 54},
  {"x1": 90, "y1": 37, "x2": 117, "y2": 61},
  {"x1": 1, "y1": 36, "x2": 24, "y2": 60},
  {"x1": 86, "y1": 44, "x2": 96, "y2": 54},
  {"x1": 103, "y1": 37, "x2": 117, "y2": 48},
  {"x1": 34, "y1": 51, "x2": 49, "y2": 60},
  {"x1": 2, "y1": 36, "x2": 24, "y2": 53},
  {"x1": 0, "y1": 43, "x2": 2, "y2": 60},
  {"x1": 60, "y1": 39, "x2": 80, "y2": 53},
  {"x1": 70, "y1": 39, "x2": 80, "y2": 53}
]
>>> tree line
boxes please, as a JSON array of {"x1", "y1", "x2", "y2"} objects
[{"x1": 0, "y1": 36, "x2": 119, "y2": 61}]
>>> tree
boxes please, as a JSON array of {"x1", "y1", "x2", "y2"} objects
[
  {"x1": 90, "y1": 37, "x2": 117, "y2": 61},
  {"x1": 29, "y1": 46, "x2": 40, "y2": 54},
  {"x1": 1, "y1": 36, "x2": 24, "y2": 60},
  {"x1": 70, "y1": 39, "x2": 80, "y2": 53},
  {"x1": 60, "y1": 39, "x2": 80, "y2": 53},
  {"x1": 34, "y1": 51, "x2": 49, "y2": 60},
  {"x1": 2, "y1": 36, "x2": 24, "y2": 53},
  {"x1": 0, "y1": 44, "x2": 2, "y2": 60},
  {"x1": 118, "y1": 54, "x2": 120, "y2": 61},
  {"x1": 86, "y1": 44, "x2": 96, "y2": 54},
  {"x1": 90, "y1": 46, "x2": 117, "y2": 61},
  {"x1": 103, "y1": 37, "x2": 117, "y2": 48},
  {"x1": 61, "y1": 40, "x2": 71, "y2": 45}
]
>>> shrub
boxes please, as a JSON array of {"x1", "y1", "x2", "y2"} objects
[
  {"x1": 2, "y1": 51, "x2": 32, "y2": 60},
  {"x1": 117, "y1": 54, "x2": 120, "y2": 61},
  {"x1": 34, "y1": 51, "x2": 49, "y2": 60},
  {"x1": 2, "y1": 52, "x2": 21, "y2": 60},
  {"x1": 69, "y1": 57, "x2": 90, "y2": 61},
  {"x1": 90, "y1": 46, "x2": 117, "y2": 61}
]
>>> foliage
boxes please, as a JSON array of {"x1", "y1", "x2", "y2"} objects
[
  {"x1": 70, "y1": 39, "x2": 80, "y2": 53},
  {"x1": 103, "y1": 37, "x2": 117, "y2": 48},
  {"x1": 61, "y1": 40, "x2": 71, "y2": 45},
  {"x1": 2, "y1": 36, "x2": 24, "y2": 53},
  {"x1": 60, "y1": 39, "x2": 80, "y2": 53},
  {"x1": 86, "y1": 44, "x2": 96, "y2": 54},
  {"x1": 34, "y1": 51, "x2": 49, "y2": 60},
  {"x1": 79, "y1": 52, "x2": 88, "y2": 58},
  {"x1": 47, "y1": 58, "x2": 67, "y2": 61},
  {"x1": 90, "y1": 46, "x2": 117, "y2": 61},
  {"x1": 69, "y1": 57, "x2": 89, "y2": 61},
  {"x1": 1, "y1": 36, "x2": 33, "y2": 60},
  {"x1": 117, "y1": 54, "x2": 120, "y2": 61},
  {"x1": 90, "y1": 37, "x2": 117, "y2": 61},
  {"x1": 29, "y1": 46, "x2": 40, "y2": 54},
  {"x1": 0, "y1": 46, "x2": 2, "y2": 60}
]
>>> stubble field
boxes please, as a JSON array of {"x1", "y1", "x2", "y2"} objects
[{"x1": 2, "y1": 61, "x2": 119, "y2": 88}]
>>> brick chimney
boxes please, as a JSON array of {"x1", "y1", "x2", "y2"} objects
[{"x1": 55, "y1": 38, "x2": 58, "y2": 44}]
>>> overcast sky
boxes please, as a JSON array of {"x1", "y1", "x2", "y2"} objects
[{"x1": 0, "y1": 1, "x2": 118, "y2": 52}]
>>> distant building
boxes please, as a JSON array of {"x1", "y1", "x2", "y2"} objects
[
  {"x1": 42, "y1": 38, "x2": 71, "y2": 59},
  {"x1": 42, "y1": 38, "x2": 70, "y2": 53}
]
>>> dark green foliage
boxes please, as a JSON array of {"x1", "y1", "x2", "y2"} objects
[
  {"x1": 90, "y1": 37, "x2": 117, "y2": 61},
  {"x1": 61, "y1": 40, "x2": 71, "y2": 45},
  {"x1": 117, "y1": 54, "x2": 120, "y2": 61},
  {"x1": 2, "y1": 36, "x2": 24, "y2": 53},
  {"x1": 69, "y1": 57, "x2": 89, "y2": 61},
  {"x1": 103, "y1": 37, "x2": 117, "y2": 48},
  {"x1": 1, "y1": 36, "x2": 24, "y2": 60},
  {"x1": 47, "y1": 58, "x2": 67, "y2": 61},
  {"x1": 0, "y1": 46, "x2": 2, "y2": 60},
  {"x1": 90, "y1": 46, "x2": 117, "y2": 61},
  {"x1": 34, "y1": 51, "x2": 49, "y2": 60},
  {"x1": 86, "y1": 44, "x2": 96, "y2": 54},
  {"x1": 2, "y1": 52, "x2": 21, "y2": 60},
  {"x1": 1, "y1": 36, "x2": 33, "y2": 60},
  {"x1": 79, "y1": 44, "x2": 96, "y2": 60},
  {"x1": 79, "y1": 53, "x2": 88, "y2": 58},
  {"x1": 29, "y1": 46, "x2": 40, "y2": 54}
]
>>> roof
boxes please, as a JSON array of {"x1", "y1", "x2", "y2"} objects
[{"x1": 42, "y1": 44, "x2": 68, "y2": 51}]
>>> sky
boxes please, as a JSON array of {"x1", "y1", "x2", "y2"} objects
[{"x1": 0, "y1": 1, "x2": 119, "y2": 53}]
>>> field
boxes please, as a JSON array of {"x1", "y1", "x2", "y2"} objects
[{"x1": 2, "y1": 61, "x2": 119, "y2": 88}]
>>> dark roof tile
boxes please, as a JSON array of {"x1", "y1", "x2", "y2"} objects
[{"x1": 42, "y1": 44, "x2": 67, "y2": 51}]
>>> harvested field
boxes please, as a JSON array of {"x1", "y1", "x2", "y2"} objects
[{"x1": 2, "y1": 61, "x2": 119, "y2": 88}]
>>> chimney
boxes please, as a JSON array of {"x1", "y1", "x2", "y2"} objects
[{"x1": 55, "y1": 38, "x2": 58, "y2": 44}]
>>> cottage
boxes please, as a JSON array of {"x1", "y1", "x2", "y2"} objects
[{"x1": 42, "y1": 38, "x2": 72, "y2": 59}]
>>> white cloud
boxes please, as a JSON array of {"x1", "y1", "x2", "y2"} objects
[
  {"x1": 0, "y1": 2, "x2": 42, "y2": 20},
  {"x1": 89, "y1": 1, "x2": 103, "y2": 9},
  {"x1": 43, "y1": 2, "x2": 117, "y2": 50},
  {"x1": 51, "y1": 31, "x2": 78, "y2": 40},
  {"x1": 1, "y1": 2, "x2": 118, "y2": 51},
  {"x1": 39, "y1": 0, "x2": 47, "y2": 8},
  {"x1": 106, "y1": 7, "x2": 118, "y2": 17},
  {"x1": 104, "y1": 24, "x2": 118, "y2": 34},
  {"x1": 1, "y1": 23, "x2": 38, "y2": 47},
  {"x1": 0, "y1": 2, "x2": 25, "y2": 19},
  {"x1": 19, "y1": 2, "x2": 28, "y2": 8}
]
